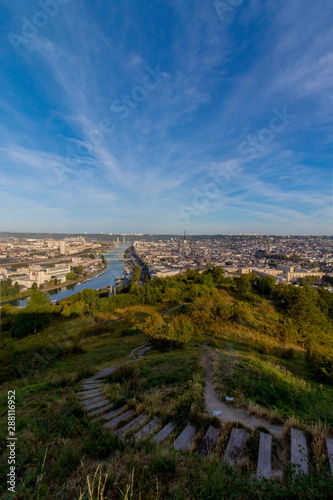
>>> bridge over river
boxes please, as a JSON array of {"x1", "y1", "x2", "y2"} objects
[{"x1": 9, "y1": 244, "x2": 130, "y2": 307}]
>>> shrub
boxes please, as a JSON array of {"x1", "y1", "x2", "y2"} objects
[
  {"x1": 83, "y1": 423, "x2": 120, "y2": 458},
  {"x1": 306, "y1": 341, "x2": 333, "y2": 382},
  {"x1": 281, "y1": 347, "x2": 294, "y2": 359},
  {"x1": 122, "y1": 324, "x2": 144, "y2": 336},
  {"x1": 144, "y1": 314, "x2": 192, "y2": 351},
  {"x1": 106, "y1": 364, "x2": 143, "y2": 396},
  {"x1": 106, "y1": 364, "x2": 138, "y2": 384},
  {"x1": 232, "y1": 302, "x2": 253, "y2": 325}
]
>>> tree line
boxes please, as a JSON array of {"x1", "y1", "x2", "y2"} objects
[{"x1": 2, "y1": 264, "x2": 333, "y2": 381}]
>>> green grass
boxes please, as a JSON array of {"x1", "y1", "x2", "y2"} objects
[
  {"x1": 139, "y1": 346, "x2": 203, "y2": 388},
  {"x1": 0, "y1": 316, "x2": 146, "y2": 391},
  {"x1": 213, "y1": 349, "x2": 333, "y2": 426}
]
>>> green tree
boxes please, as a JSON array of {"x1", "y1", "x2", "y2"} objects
[
  {"x1": 75, "y1": 265, "x2": 83, "y2": 274},
  {"x1": 131, "y1": 266, "x2": 141, "y2": 285},
  {"x1": 144, "y1": 314, "x2": 191, "y2": 350},
  {"x1": 170, "y1": 315, "x2": 194, "y2": 346},
  {"x1": 276, "y1": 317, "x2": 297, "y2": 347},
  {"x1": 31, "y1": 282, "x2": 38, "y2": 291},
  {"x1": 0, "y1": 304, "x2": 16, "y2": 331},
  {"x1": 66, "y1": 272, "x2": 76, "y2": 281},
  {"x1": 298, "y1": 275, "x2": 318, "y2": 286},
  {"x1": 13, "y1": 282, "x2": 20, "y2": 295},
  {"x1": 81, "y1": 289, "x2": 98, "y2": 310},
  {"x1": 10, "y1": 291, "x2": 51, "y2": 338},
  {"x1": 236, "y1": 275, "x2": 252, "y2": 294},
  {"x1": 200, "y1": 273, "x2": 214, "y2": 289},
  {"x1": 254, "y1": 276, "x2": 276, "y2": 297},
  {"x1": 203, "y1": 264, "x2": 225, "y2": 284},
  {"x1": 284, "y1": 285, "x2": 327, "y2": 345}
]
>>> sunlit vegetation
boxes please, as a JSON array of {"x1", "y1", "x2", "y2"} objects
[{"x1": 1, "y1": 266, "x2": 333, "y2": 497}]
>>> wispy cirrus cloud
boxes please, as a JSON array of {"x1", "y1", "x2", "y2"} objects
[{"x1": 0, "y1": 0, "x2": 332, "y2": 234}]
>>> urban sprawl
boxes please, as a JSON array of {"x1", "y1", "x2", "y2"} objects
[{"x1": 0, "y1": 234, "x2": 333, "y2": 296}]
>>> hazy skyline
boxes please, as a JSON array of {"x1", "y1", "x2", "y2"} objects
[{"x1": 0, "y1": 0, "x2": 332, "y2": 235}]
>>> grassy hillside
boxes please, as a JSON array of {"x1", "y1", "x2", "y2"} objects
[{"x1": 1, "y1": 270, "x2": 333, "y2": 498}]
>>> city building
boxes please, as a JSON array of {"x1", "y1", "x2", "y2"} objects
[{"x1": 60, "y1": 240, "x2": 67, "y2": 255}]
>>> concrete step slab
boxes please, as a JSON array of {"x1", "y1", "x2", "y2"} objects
[
  {"x1": 326, "y1": 437, "x2": 333, "y2": 476},
  {"x1": 80, "y1": 383, "x2": 103, "y2": 389},
  {"x1": 196, "y1": 426, "x2": 220, "y2": 457},
  {"x1": 93, "y1": 368, "x2": 116, "y2": 379},
  {"x1": 95, "y1": 405, "x2": 127, "y2": 422},
  {"x1": 78, "y1": 386, "x2": 102, "y2": 393},
  {"x1": 103, "y1": 409, "x2": 135, "y2": 430},
  {"x1": 152, "y1": 422, "x2": 175, "y2": 444},
  {"x1": 79, "y1": 386, "x2": 103, "y2": 393},
  {"x1": 291, "y1": 427, "x2": 308, "y2": 476},
  {"x1": 174, "y1": 424, "x2": 197, "y2": 451},
  {"x1": 87, "y1": 403, "x2": 113, "y2": 418},
  {"x1": 224, "y1": 428, "x2": 249, "y2": 465},
  {"x1": 115, "y1": 414, "x2": 147, "y2": 437},
  {"x1": 78, "y1": 390, "x2": 103, "y2": 400},
  {"x1": 83, "y1": 399, "x2": 110, "y2": 411},
  {"x1": 81, "y1": 395, "x2": 106, "y2": 406},
  {"x1": 135, "y1": 418, "x2": 161, "y2": 440},
  {"x1": 257, "y1": 432, "x2": 272, "y2": 479}
]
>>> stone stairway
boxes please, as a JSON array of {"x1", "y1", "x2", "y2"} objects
[{"x1": 77, "y1": 368, "x2": 333, "y2": 479}]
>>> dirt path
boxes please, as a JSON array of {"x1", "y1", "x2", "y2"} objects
[
  {"x1": 161, "y1": 303, "x2": 190, "y2": 316},
  {"x1": 130, "y1": 343, "x2": 151, "y2": 360},
  {"x1": 204, "y1": 354, "x2": 283, "y2": 439}
]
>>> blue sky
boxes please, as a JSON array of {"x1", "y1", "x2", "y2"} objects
[{"x1": 0, "y1": 0, "x2": 332, "y2": 234}]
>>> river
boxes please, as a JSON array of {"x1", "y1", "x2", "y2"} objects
[{"x1": 12, "y1": 244, "x2": 129, "y2": 307}]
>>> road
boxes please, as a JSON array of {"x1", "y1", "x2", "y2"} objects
[{"x1": 129, "y1": 247, "x2": 149, "y2": 285}]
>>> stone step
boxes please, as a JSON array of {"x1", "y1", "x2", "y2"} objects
[
  {"x1": 224, "y1": 428, "x2": 249, "y2": 465},
  {"x1": 78, "y1": 386, "x2": 102, "y2": 392},
  {"x1": 79, "y1": 383, "x2": 103, "y2": 390},
  {"x1": 290, "y1": 427, "x2": 308, "y2": 476},
  {"x1": 326, "y1": 437, "x2": 333, "y2": 475},
  {"x1": 115, "y1": 414, "x2": 147, "y2": 437},
  {"x1": 78, "y1": 389, "x2": 103, "y2": 400},
  {"x1": 93, "y1": 368, "x2": 116, "y2": 379},
  {"x1": 103, "y1": 409, "x2": 135, "y2": 430},
  {"x1": 80, "y1": 387, "x2": 103, "y2": 393},
  {"x1": 83, "y1": 399, "x2": 111, "y2": 411},
  {"x1": 95, "y1": 405, "x2": 127, "y2": 422},
  {"x1": 81, "y1": 395, "x2": 106, "y2": 406},
  {"x1": 196, "y1": 426, "x2": 220, "y2": 457},
  {"x1": 152, "y1": 422, "x2": 175, "y2": 444},
  {"x1": 95, "y1": 369, "x2": 114, "y2": 375},
  {"x1": 257, "y1": 432, "x2": 272, "y2": 479},
  {"x1": 87, "y1": 403, "x2": 113, "y2": 418},
  {"x1": 80, "y1": 383, "x2": 103, "y2": 389},
  {"x1": 174, "y1": 424, "x2": 197, "y2": 451},
  {"x1": 81, "y1": 379, "x2": 100, "y2": 385},
  {"x1": 135, "y1": 418, "x2": 161, "y2": 440}
]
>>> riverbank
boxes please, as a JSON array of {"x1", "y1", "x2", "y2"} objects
[
  {"x1": 2, "y1": 245, "x2": 129, "y2": 307},
  {"x1": 0, "y1": 264, "x2": 108, "y2": 307}
]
